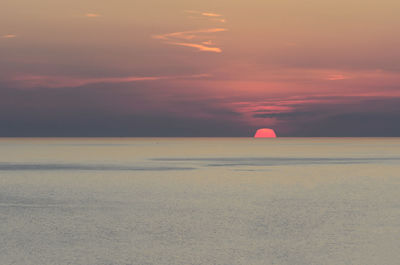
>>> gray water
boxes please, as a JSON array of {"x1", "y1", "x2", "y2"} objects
[{"x1": 1, "y1": 138, "x2": 400, "y2": 265}]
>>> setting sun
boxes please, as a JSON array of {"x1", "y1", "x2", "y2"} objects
[{"x1": 254, "y1": 128, "x2": 277, "y2": 138}]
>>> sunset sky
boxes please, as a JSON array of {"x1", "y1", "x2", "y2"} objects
[{"x1": 1, "y1": 0, "x2": 400, "y2": 136}]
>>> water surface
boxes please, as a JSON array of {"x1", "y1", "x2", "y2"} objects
[{"x1": 1, "y1": 138, "x2": 399, "y2": 265}]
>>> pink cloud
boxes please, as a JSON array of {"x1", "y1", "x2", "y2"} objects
[{"x1": 326, "y1": 74, "x2": 348, "y2": 80}]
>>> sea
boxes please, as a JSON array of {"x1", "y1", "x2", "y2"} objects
[{"x1": 1, "y1": 138, "x2": 399, "y2": 265}]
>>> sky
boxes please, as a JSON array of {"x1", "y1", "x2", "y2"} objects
[{"x1": 1, "y1": 0, "x2": 400, "y2": 136}]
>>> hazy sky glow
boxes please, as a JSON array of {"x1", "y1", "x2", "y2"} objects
[{"x1": 1, "y1": 0, "x2": 400, "y2": 136}]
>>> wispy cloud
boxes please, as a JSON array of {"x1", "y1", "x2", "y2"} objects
[
  {"x1": 200, "y1": 12, "x2": 222, "y2": 18},
  {"x1": 185, "y1": 10, "x2": 226, "y2": 23},
  {"x1": 326, "y1": 74, "x2": 348, "y2": 81},
  {"x1": 153, "y1": 28, "x2": 227, "y2": 42},
  {"x1": 85, "y1": 13, "x2": 101, "y2": 18},
  {"x1": 154, "y1": 28, "x2": 227, "y2": 53},
  {"x1": 167, "y1": 42, "x2": 222, "y2": 53},
  {"x1": 202, "y1": 40, "x2": 213, "y2": 45},
  {"x1": 2, "y1": 34, "x2": 17, "y2": 39},
  {"x1": 12, "y1": 73, "x2": 211, "y2": 88},
  {"x1": 153, "y1": 11, "x2": 227, "y2": 53}
]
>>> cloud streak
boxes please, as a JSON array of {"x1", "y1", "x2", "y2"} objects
[
  {"x1": 201, "y1": 12, "x2": 222, "y2": 17},
  {"x1": 153, "y1": 11, "x2": 227, "y2": 53},
  {"x1": 12, "y1": 73, "x2": 211, "y2": 88},
  {"x1": 153, "y1": 28, "x2": 227, "y2": 53},
  {"x1": 326, "y1": 74, "x2": 348, "y2": 80},
  {"x1": 154, "y1": 28, "x2": 227, "y2": 41},
  {"x1": 185, "y1": 10, "x2": 225, "y2": 20},
  {"x1": 85, "y1": 13, "x2": 101, "y2": 18},
  {"x1": 167, "y1": 42, "x2": 222, "y2": 53},
  {"x1": 2, "y1": 34, "x2": 17, "y2": 39}
]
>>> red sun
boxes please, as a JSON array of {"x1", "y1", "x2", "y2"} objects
[{"x1": 254, "y1": 128, "x2": 277, "y2": 138}]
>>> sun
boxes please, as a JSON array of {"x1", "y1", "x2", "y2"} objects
[{"x1": 254, "y1": 128, "x2": 277, "y2": 138}]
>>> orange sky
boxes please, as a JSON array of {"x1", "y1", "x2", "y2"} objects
[{"x1": 1, "y1": 0, "x2": 400, "y2": 136}]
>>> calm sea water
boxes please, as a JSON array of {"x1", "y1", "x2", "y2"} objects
[{"x1": 1, "y1": 138, "x2": 400, "y2": 265}]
